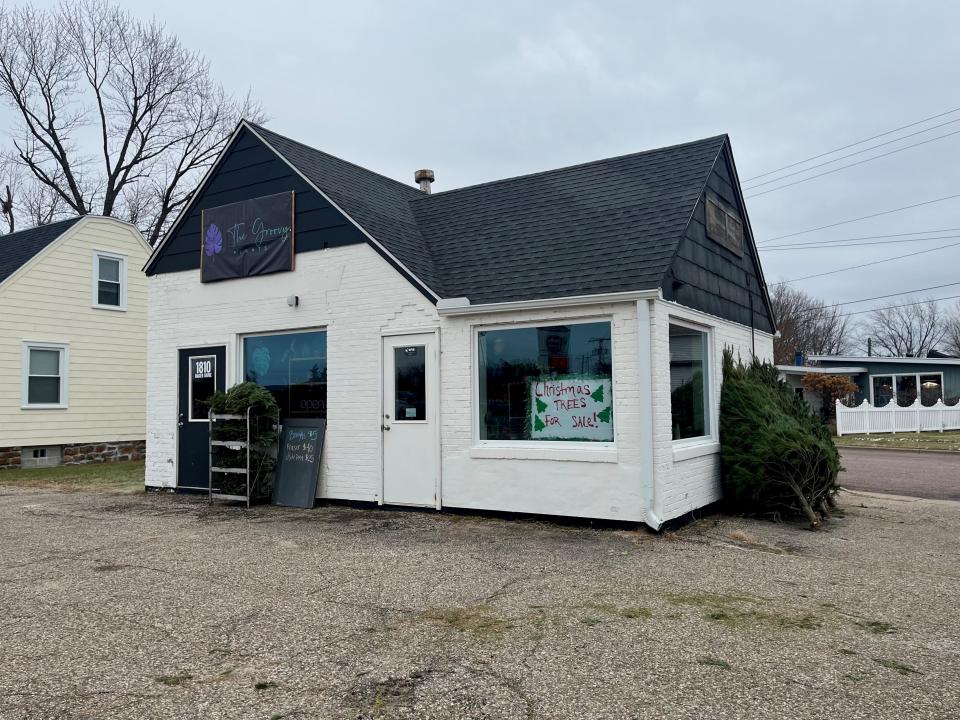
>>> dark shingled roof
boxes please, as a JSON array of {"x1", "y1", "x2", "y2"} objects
[
  {"x1": 248, "y1": 123, "x2": 444, "y2": 296},
  {"x1": 0, "y1": 217, "x2": 83, "y2": 286},
  {"x1": 247, "y1": 123, "x2": 728, "y2": 304}
]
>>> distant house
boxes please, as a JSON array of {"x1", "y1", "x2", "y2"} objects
[
  {"x1": 778, "y1": 354, "x2": 960, "y2": 411},
  {"x1": 0, "y1": 217, "x2": 150, "y2": 468},
  {"x1": 142, "y1": 121, "x2": 776, "y2": 528}
]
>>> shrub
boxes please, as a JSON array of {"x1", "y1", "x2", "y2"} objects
[
  {"x1": 720, "y1": 351, "x2": 840, "y2": 528},
  {"x1": 801, "y1": 373, "x2": 859, "y2": 422}
]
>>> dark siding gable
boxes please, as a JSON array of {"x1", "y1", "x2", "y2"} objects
[
  {"x1": 146, "y1": 127, "x2": 366, "y2": 275},
  {"x1": 663, "y1": 144, "x2": 775, "y2": 334}
]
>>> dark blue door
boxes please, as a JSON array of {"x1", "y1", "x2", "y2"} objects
[{"x1": 177, "y1": 346, "x2": 226, "y2": 491}]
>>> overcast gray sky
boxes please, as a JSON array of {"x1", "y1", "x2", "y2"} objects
[{"x1": 19, "y1": 1, "x2": 960, "y2": 315}]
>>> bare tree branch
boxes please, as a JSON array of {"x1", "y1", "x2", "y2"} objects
[
  {"x1": 0, "y1": 1, "x2": 261, "y2": 241},
  {"x1": 770, "y1": 284, "x2": 852, "y2": 364},
  {"x1": 857, "y1": 297, "x2": 947, "y2": 357}
]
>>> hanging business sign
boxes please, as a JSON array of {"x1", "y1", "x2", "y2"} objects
[
  {"x1": 529, "y1": 376, "x2": 614, "y2": 441},
  {"x1": 200, "y1": 191, "x2": 295, "y2": 282}
]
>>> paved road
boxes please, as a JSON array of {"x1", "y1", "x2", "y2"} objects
[{"x1": 840, "y1": 448, "x2": 960, "y2": 501}]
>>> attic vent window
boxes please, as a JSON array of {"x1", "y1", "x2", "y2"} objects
[{"x1": 705, "y1": 197, "x2": 743, "y2": 256}]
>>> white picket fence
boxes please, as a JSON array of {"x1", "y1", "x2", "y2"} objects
[{"x1": 835, "y1": 398, "x2": 960, "y2": 436}]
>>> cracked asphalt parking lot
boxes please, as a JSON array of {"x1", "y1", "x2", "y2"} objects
[{"x1": 1, "y1": 486, "x2": 958, "y2": 719}]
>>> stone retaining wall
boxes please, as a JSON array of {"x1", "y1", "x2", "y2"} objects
[
  {"x1": 0, "y1": 448, "x2": 22, "y2": 469},
  {"x1": 0, "y1": 440, "x2": 146, "y2": 469}
]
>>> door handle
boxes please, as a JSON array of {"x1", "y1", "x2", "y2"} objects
[
  {"x1": 381, "y1": 425, "x2": 391, "y2": 431},
  {"x1": 178, "y1": 412, "x2": 185, "y2": 428}
]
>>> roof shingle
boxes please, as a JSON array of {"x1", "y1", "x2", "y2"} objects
[
  {"x1": 0, "y1": 217, "x2": 83, "y2": 286},
  {"x1": 247, "y1": 123, "x2": 726, "y2": 304}
]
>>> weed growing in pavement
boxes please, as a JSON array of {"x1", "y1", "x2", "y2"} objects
[
  {"x1": 856, "y1": 620, "x2": 897, "y2": 635},
  {"x1": 155, "y1": 672, "x2": 193, "y2": 686},
  {"x1": 419, "y1": 605, "x2": 513, "y2": 636},
  {"x1": 838, "y1": 648, "x2": 858, "y2": 656},
  {"x1": 872, "y1": 658, "x2": 920, "y2": 675},
  {"x1": 666, "y1": 592, "x2": 820, "y2": 631},
  {"x1": 581, "y1": 617, "x2": 603, "y2": 626},
  {"x1": 697, "y1": 656, "x2": 732, "y2": 670},
  {"x1": 577, "y1": 599, "x2": 653, "y2": 621},
  {"x1": 255, "y1": 681, "x2": 279, "y2": 691}
]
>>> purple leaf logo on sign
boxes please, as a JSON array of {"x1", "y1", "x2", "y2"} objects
[{"x1": 204, "y1": 224, "x2": 223, "y2": 257}]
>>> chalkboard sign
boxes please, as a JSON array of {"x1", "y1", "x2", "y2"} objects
[
  {"x1": 272, "y1": 419, "x2": 325, "y2": 508},
  {"x1": 201, "y1": 191, "x2": 295, "y2": 282}
]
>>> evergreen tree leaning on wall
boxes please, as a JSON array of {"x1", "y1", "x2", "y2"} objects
[{"x1": 719, "y1": 350, "x2": 840, "y2": 529}]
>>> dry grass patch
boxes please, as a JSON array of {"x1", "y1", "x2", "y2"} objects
[
  {"x1": 666, "y1": 591, "x2": 820, "y2": 631},
  {"x1": 418, "y1": 605, "x2": 513, "y2": 636}
]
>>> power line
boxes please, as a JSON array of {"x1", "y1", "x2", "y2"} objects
[
  {"x1": 763, "y1": 233, "x2": 960, "y2": 251},
  {"x1": 761, "y1": 228, "x2": 960, "y2": 249},
  {"x1": 745, "y1": 127, "x2": 960, "y2": 198},
  {"x1": 837, "y1": 293, "x2": 960, "y2": 319},
  {"x1": 793, "y1": 280, "x2": 960, "y2": 315},
  {"x1": 743, "y1": 116, "x2": 960, "y2": 191},
  {"x1": 768, "y1": 241, "x2": 960, "y2": 285},
  {"x1": 757, "y1": 193, "x2": 960, "y2": 243},
  {"x1": 743, "y1": 106, "x2": 960, "y2": 182}
]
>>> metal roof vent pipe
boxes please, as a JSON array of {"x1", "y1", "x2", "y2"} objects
[{"x1": 415, "y1": 169, "x2": 435, "y2": 194}]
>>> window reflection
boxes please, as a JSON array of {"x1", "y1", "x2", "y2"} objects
[{"x1": 243, "y1": 331, "x2": 327, "y2": 421}]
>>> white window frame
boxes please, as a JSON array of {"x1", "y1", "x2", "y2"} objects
[
  {"x1": 471, "y1": 316, "x2": 618, "y2": 457},
  {"x1": 668, "y1": 317, "x2": 716, "y2": 449},
  {"x1": 21, "y1": 341, "x2": 69, "y2": 409},
  {"x1": 869, "y1": 371, "x2": 945, "y2": 406},
  {"x1": 91, "y1": 250, "x2": 128, "y2": 311}
]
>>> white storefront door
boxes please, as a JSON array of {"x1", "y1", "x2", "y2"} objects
[{"x1": 381, "y1": 332, "x2": 439, "y2": 506}]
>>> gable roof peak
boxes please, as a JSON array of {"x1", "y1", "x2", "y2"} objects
[{"x1": 243, "y1": 120, "x2": 421, "y2": 197}]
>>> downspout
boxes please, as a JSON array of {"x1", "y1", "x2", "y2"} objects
[
  {"x1": 747, "y1": 274, "x2": 756, "y2": 360},
  {"x1": 637, "y1": 297, "x2": 661, "y2": 530}
]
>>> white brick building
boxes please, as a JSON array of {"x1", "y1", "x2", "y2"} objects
[{"x1": 143, "y1": 121, "x2": 775, "y2": 529}]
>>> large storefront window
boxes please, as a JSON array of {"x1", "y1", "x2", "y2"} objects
[
  {"x1": 478, "y1": 321, "x2": 613, "y2": 442},
  {"x1": 669, "y1": 324, "x2": 710, "y2": 441},
  {"x1": 243, "y1": 330, "x2": 327, "y2": 421}
]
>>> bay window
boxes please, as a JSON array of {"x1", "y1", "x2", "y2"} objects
[{"x1": 477, "y1": 321, "x2": 613, "y2": 443}]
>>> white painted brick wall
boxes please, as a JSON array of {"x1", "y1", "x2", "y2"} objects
[
  {"x1": 649, "y1": 299, "x2": 774, "y2": 523},
  {"x1": 147, "y1": 244, "x2": 773, "y2": 526},
  {"x1": 146, "y1": 243, "x2": 438, "y2": 496}
]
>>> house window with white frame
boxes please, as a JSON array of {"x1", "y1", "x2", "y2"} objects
[
  {"x1": 870, "y1": 372, "x2": 944, "y2": 407},
  {"x1": 477, "y1": 321, "x2": 614, "y2": 443},
  {"x1": 669, "y1": 323, "x2": 710, "y2": 441},
  {"x1": 92, "y1": 251, "x2": 126, "y2": 309},
  {"x1": 22, "y1": 342, "x2": 69, "y2": 408}
]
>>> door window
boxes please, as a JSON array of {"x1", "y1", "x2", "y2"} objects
[
  {"x1": 394, "y1": 345, "x2": 426, "y2": 421},
  {"x1": 188, "y1": 355, "x2": 216, "y2": 421}
]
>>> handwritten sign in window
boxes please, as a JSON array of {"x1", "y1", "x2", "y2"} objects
[{"x1": 529, "y1": 377, "x2": 613, "y2": 441}]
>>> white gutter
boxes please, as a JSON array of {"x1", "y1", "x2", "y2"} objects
[
  {"x1": 436, "y1": 289, "x2": 662, "y2": 316},
  {"x1": 809, "y1": 355, "x2": 960, "y2": 366}
]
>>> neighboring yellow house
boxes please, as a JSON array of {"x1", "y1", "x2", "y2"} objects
[{"x1": 0, "y1": 216, "x2": 150, "y2": 468}]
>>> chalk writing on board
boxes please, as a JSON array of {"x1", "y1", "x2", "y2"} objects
[
  {"x1": 284, "y1": 428, "x2": 319, "y2": 463},
  {"x1": 273, "y1": 420, "x2": 325, "y2": 509},
  {"x1": 529, "y1": 377, "x2": 613, "y2": 441}
]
